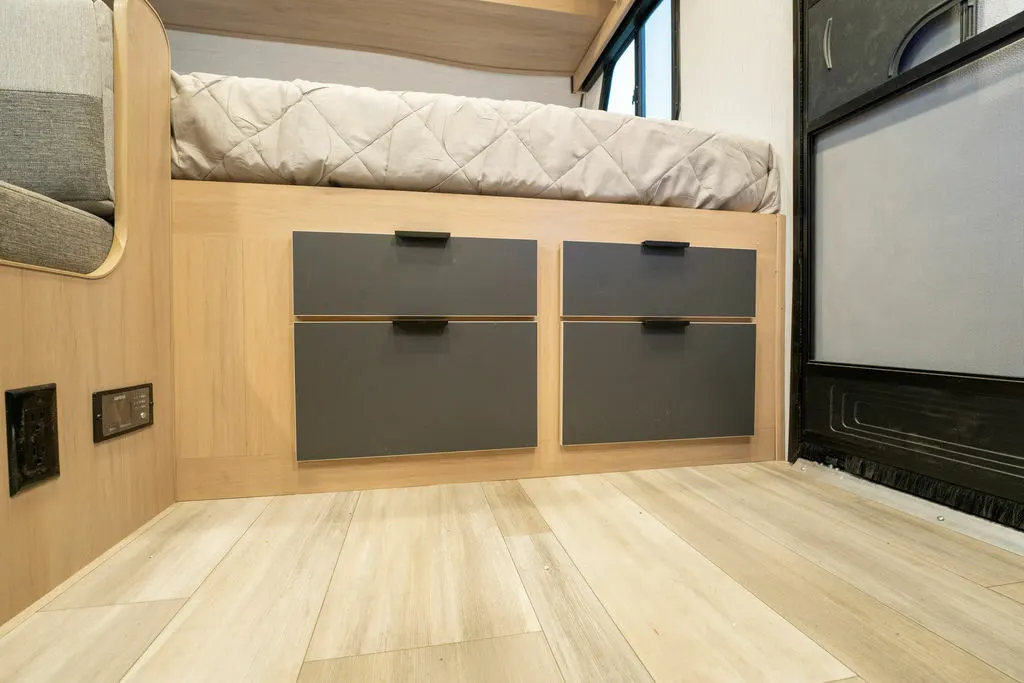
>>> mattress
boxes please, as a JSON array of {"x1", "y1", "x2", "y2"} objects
[{"x1": 171, "y1": 73, "x2": 780, "y2": 213}]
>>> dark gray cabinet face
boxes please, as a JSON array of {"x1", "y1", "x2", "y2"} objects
[
  {"x1": 293, "y1": 232, "x2": 537, "y2": 316},
  {"x1": 561, "y1": 241, "x2": 756, "y2": 318},
  {"x1": 295, "y1": 322, "x2": 537, "y2": 460},
  {"x1": 807, "y1": 0, "x2": 952, "y2": 121},
  {"x1": 562, "y1": 323, "x2": 756, "y2": 445}
]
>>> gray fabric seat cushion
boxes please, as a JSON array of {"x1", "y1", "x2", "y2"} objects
[
  {"x1": 0, "y1": 181, "x2": 113, "y2": 274},
  {"x1": 0, "y1": 0, "x2": 114, "y2": 216}
]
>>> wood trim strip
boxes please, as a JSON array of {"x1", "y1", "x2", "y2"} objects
[{"x1": 573, "y1": 0, "x2": 636, "y2": 92}]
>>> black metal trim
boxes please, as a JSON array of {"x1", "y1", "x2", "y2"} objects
[
  {"x1": 640, "y1": 319, "x2": 691, "y2": 330},
  {"x1": 392, "y1": 318, "x2": 450, "y2": 330},
  {"x1": 792, "y1": 1, "x2": 1024, "y2": 519},
  {"x1": 586, "y1": 0, "x2": 681, "y2": 120},
  {"x1": 790, "y1": 0, "x2": 808, "y2": 461},
  {"x1": 636, "y1": 24, "x2": 647, "y2": 117},
  {"x1": 394, "y1": 230, "x2": 451, "y2": 242},
  {"x1": 92, "y1": 383, "x2": 154, "y2": 444},
  {"x1": 641, "y1": 240, "x2": 690, "y2": 250},
  {"x1": 671, "y1": 0, "x2": 681, "y2": 120},
  {"x1": 888, "y1": 0, "x2": 962, "y2": 79}
]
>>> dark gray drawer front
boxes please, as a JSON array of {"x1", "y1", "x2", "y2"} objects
[
  {"x1": 562, "y1": 241, "x2": 756, "y2": 317},
  {"x1": 293, "y1": 232, "x2": 537, "y2": 316},
  {"x1": 562, "y1": 322, "x2": 756, "y2": 445},
  {"x1": 295, "y1": 322, "x2": 537, "y2": 460}
]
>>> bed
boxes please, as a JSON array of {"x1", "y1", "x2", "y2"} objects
[
  {"x1": 170, "y1": 72, "x2": 780, "y2": 214},
  {"x1": 165, "y1": 43, "x2": 786, "y2": 499}
]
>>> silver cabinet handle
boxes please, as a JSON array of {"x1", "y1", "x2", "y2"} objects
[{"x1": 824, "y1": 17, "x2": 834, "y2": 70}]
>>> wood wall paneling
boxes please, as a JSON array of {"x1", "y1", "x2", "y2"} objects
[
  {"x1": 0, "y1": 0, "x2": 174, "y2": 624},
  {"x1": 171, "y1": 181, "x2": 784, "y2": 499}
]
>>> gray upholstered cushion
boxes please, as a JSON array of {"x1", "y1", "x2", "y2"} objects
[
  {"x1": 0, "y1": 181, "x2": 113, "y2": 274},
  {"x1": 0, "y1": 0, "x2": 114, "y2": 211}
]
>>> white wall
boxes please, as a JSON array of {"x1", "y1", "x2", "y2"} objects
[
  {"x1": 167, "y1": 31, "x2": 578, "y2": 106},
  {"x1": 677, "y1": 0, "x2": 794, "y2": 445}
]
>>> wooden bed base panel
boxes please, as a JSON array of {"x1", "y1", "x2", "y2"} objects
[
  {"x1": 0, "y1": 0, "x2": 174, "y2": 624},
  {"x1": 171, "y1": 180, "x2": 786, "y2": 500}
]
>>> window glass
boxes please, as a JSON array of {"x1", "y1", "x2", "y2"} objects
[
  {"x1": 642, "y1": 0, "x2": 673, "y2": 119},
  {"x1": 606, "y1": 40, "x2": 636, "y2": 115}
]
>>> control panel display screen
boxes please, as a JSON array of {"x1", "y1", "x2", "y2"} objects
[{"x1": 93, "y1": 384, "x2": 153, "y2": 443}]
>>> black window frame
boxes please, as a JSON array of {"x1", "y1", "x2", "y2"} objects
[{"x1": 591, "y1": 0, "x2": 680, "y2": 119}]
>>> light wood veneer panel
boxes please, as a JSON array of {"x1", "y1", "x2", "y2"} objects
[
  {"x1": 0, "y1": 0, "x2": 174, "y2": 624},
  {"x1": 152, "y1": 0, "x2": 612, "y2": 75},
  {"x1": 171, "y1": 181, "x2": 785, "y2": 499}
]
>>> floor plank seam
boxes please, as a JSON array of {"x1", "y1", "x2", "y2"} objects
[
  {"x1": 473, "y1": 483, "x2": 569, "y2": 679},
  {"x1": 610, "y1": 470, "x2": 867, "y2": 681},
  {"x1": 1, "y1": 503, "x2": 180, "y2": 637},
  {"x1": 116, "y1": 600, "x2": 190, "y2": 683},
  {"x1": 302, "y1": 631, "x2": 547, "y2": 665},
  {"x1": 481, "y1": 483, "x2": 566, "y2": 683},
  {"x1": 117, "y1": 497, "x2": 273, "y2": 682},
  {"x1": 677, "y1": 466, "x2": 1024, "y2": 683},
  {"x1": 300, "y1": 490, "x2": 363, "y2": 669},
  {"x1": 515, "y1": 477, "x2": 658, "y2": 683},
  {"x1": 791, "y1": 461, "x2": 1024, "y2": 557},
  {"x1": 747, "y1": 464, "x2": 1024, "y2": 589}
]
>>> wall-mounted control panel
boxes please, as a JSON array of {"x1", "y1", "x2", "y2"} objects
[{"x1": 92, "y1": 384, "x2": 153, "y2": 443}]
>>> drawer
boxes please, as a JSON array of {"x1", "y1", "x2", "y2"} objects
[
  {"x1": 561, "y1": 241, "x2": 756, "y2": 317},
  {"x1": 561, "y1": 322, "x2": 755, "y2": 445},
  {"x1": 294, "y1": 321, "x2": 537, "y2": 460},
  {"x1": 293, "y1": 231, "x2": 537, "y2": 317}
]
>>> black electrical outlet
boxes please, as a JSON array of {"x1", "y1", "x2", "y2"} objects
[{"x1": 6, "y1": 384, "x2": 60, "y2": 496}]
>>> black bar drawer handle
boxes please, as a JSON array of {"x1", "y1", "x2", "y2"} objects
[
  {"x1": 641, "y1": 319, "x2": 691, "y2": 330},
  {"x1": 395, "y1": 230, "x2": 451, "y2": 242},
  {"x1": 392, "y1": 318, "x2": 449, "y2": 330},
  {"x1": 641, "y1": 240, "x2": 690, "y2": 250}
]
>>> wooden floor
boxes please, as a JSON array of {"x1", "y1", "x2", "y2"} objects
[{"x1": 3, "y1": 461, "x2": 1024, "y2": 683}]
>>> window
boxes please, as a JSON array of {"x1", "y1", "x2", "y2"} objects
[{"x1": 599, "y1": 0, "x2": 679, "y2": 119}]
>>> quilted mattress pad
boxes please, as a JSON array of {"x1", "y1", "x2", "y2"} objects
[{"x1": 171, "y1": 72, "x2": 780, "y2": 213}]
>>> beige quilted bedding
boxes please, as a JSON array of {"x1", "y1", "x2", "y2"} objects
[{"x1": 170, "y1": 72, "x2": 780, "y2": 213}]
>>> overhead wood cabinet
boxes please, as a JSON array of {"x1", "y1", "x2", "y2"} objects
[
  {"x1": 561, "y1": 240, "x2": 757, "y2": 446},
  {"x1": 292, "y1": 231, "x2": 538, "y2": 461}
]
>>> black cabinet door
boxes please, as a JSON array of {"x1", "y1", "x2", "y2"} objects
[
  {"x1": 293, "y1": 232, "x2": 537, "y2": 317},
  {"x1": 561, "y1": 322, "x2": 756, "y2": 445},
  {"x1": 561, "y1": 242, "x2": 756, "y2": 318},
  {"x1": 294, "y1": 322, "x2": 537, "y2": 460},
  {"x1": 807, "y1": 0, "x2": 954, "y2": 121}
]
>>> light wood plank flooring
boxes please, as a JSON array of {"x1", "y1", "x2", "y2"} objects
[{"x1": 2, "y1": 462, "x2": 1023, "y2": 683}]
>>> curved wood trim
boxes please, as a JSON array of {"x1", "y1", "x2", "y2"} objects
[{"x1": 0, "y1": 0, "x2": 169, "y2": 279}]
